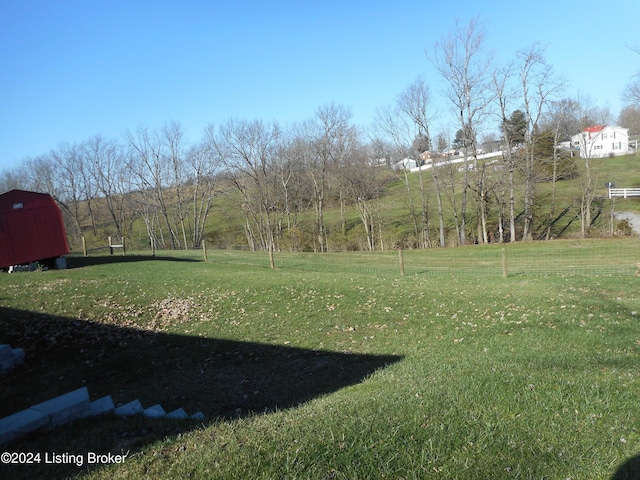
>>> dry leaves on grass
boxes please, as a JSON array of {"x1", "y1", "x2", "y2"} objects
[
  {"x1": 96, "y1": 295, "x2": 197, "y2": 332},
  {"x1": 148, "y1": 297, "x2": 196, "y2": 330},
  {"x1": 2, "y1": 295, "x2": 201, "y2": 360}
]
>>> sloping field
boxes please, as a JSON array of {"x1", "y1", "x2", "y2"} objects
[{"x1": 0, "y1": 239, "x2": 639, "y2": 479}]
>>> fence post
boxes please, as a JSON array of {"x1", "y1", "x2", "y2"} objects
[
  {"x1": 399, "y1": 248, "x2": 405, "y2": 276},
  {"x1": 502, "y1": 247, "x2": 508, "y2": 278},
  {"x1": 268, "y1": 244, "x2": 275, "y2": 269},
  {"x1": 81, "y1": 235, "x2": 87, "y2": 257},
  {"x1": 108, "y1": 236, "x2": 113, "y2": 255},
  {"x1": 122, "y1": 238, "x2": 126, "y2": 256}
]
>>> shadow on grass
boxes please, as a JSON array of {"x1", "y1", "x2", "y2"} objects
[
  {"x1": 0, "y1": 306, "x2": 401, "y2": 479},
  {"x1": 66, "y1": 254, "x2": 202, "y2": 269},
  {"x1": 612, "y1": 454, "x2": 640, "y2": 480}
]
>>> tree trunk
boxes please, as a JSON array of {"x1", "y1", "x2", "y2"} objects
[{"x1": 431, "y1": 163, "x2": 446, "y2": 247}]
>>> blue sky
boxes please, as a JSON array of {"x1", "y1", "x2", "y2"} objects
[{"x1": 1, "y1": 0, "x2": 639, "y2": 171}]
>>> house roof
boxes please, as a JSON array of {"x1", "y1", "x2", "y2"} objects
[{"x1": 584, "y1": 125, "x2": 606, "y2": 133}]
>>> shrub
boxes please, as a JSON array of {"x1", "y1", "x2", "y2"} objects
[{"x1": 615, "y1": 218, "x2": 634, "y2": 236}]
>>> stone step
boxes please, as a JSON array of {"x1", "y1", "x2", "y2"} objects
[
  {"x1": 79, "y1": 395, "x2": 115, "y2": 419},
  {"x1": 0, "y1": 345, "x2": 25, "y2": 373},
  {"x1": 143, "y1": 404, "x2": 166, "y2": 419},
  {"x1": 0, "y1": 344, "x2": 12, "y2": 362},
  {"x1": 10, "y1": 348, "x2": 25, "y2": 365},
  {"x1": 0, "y1": 407, "x2": 49, "y2": 445},
  {"x1": 30, "y1": 387, "x2": 90, "y2": 426},
  {"x1": 114, "y1": 399, "x2": 143, "y2": 417},
  {"x1": 0, "y1": 387, "x2": 205, "y2": 445},
  {"x1": 165, "y1": 407, "x2": 188, "y2": 419}
]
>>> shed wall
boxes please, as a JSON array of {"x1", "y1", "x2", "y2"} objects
[{"x1": 0, "y1": 190, "x2": 69, "y2": 269}]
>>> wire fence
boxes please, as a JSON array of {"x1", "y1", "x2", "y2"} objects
[{"x1": 202, "y1": 239, "x2": 640, "y2": 278}]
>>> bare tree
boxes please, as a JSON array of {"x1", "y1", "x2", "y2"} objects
[
  {"x1": 21, "y1": 155, "x2": 59, "y2": 197},
  {"x1": 431, "y1": 131, "x2": 451, "y2": 245},
  {"x1": 618, "y1": 105, "x2": 640, "y2": 136},
  {"x1": 336, "y1": 144, "x2": 391, "y2": 251},
  {"x1": 372, "y1": 77, "x2": 442, "y2": 248},
  {"x1": 440, "y1": 160, "x2": 463, "y2": 244},
  {"x1": 211, "y1": 118, "x2": 282, "y2": 257},
  {"x1": 623, "y1": 45, "x2": 640, "y2": 106},
  {"x1": 126, "y1": 126, "x2": 180, "y2": 249},
  {"x1": 492, "y1": 64, "x2": 520, "y2": 242},
  {"x1": 569, "y1": 96, "x2": 613, "y2": 238},
  {"x1": 517, "y1": 44, "x2": 564, "y2": 241},
  {"x1": 50, "y1": 142, "x2": 86, "y2": 242},
  {"x1": 162, "y1": 121, "x2": 190, "y2": 249},
  {"x1": 624, "y1": 79, "x2": 640, "y2": 107},
  {"x1": 542, "y1": 99, "x2": 577, "y2": 239},
  {"x1": 372, "y1": 105, "x2": 413, "y2": 159},
  {"x1": 0, "y1": 165, "x2": 29, "y2": 193},
  {"x1": 396, "y1": 77, "x2": 439, "y2": 248},
  {"x1": 186, "y1": 139, "x2": 224, "y2": 249},
  {"x1": 430, "y1": 17, "x2": 494, "y2": 245},
  {"x1": 372, "y1": 104, "x2": 423, "y2": 246},
  {"x1": 83, "y1": 135, "x2": 131, "y2": 242},
  {"x1": 75, "y1": 145, "x2": 100, "y2": 235},
  {"x1": 299, "y1": 103, "x2": 357, "y2": 252},
  {"x1": 274, "y1": 134, "x2": 313, "y2": 251}
]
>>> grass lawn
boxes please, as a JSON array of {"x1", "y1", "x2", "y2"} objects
[{"x1": 1, "y1": 241, "x2": 640, "y2": 479}]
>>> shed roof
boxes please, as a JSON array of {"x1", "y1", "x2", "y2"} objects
[{"x1": 0, "y1": 189, "x2": 58, "y2": 212}]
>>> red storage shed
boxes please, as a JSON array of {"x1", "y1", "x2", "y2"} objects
[{"x1": 0, "y1": 189, "x2": 69, "y2": 269}]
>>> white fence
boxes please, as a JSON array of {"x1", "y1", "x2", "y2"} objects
[
  {"x1": 609, "y1": 188, "x2": 640, "y2": 198},
  {"x1": 410, "y1": 151, "x2": 503, "y2": 173}
]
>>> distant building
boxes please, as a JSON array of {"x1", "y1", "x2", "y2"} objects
[
  {"x1": 419, "y1": 151, "x2": 432, "y2": 163},
  {"x1": 571, "y1": 125, "x2": 629, "y2": 158},
  {"x1": 370, "y1": 158, "x2": 389, "y2": 167},
  {"x1": 391, "y1": 158, "x2": 418, "y2": 171}
]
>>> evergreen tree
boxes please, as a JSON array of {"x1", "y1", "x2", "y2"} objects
[{"x1": 505, "y1": 110, "x2": 527, "y2": 144}]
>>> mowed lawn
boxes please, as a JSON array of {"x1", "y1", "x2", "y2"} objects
[{"x1": 1, "y1": 241, "x2": 640, "y2": 479}]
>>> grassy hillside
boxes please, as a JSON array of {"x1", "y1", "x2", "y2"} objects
[
  {"x1": 68, "y1": 151, "x2": 640, "y2": 253},
  {"x1": 1, "y1": 241, "x2": 639, "y2": 479}
]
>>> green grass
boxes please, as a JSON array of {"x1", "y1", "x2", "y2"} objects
[
  {"x1": 205, "y1": 238, "x2": 640, "y2": 277},
  {"x1": 1, "y1": 241, "x2": 640, "y2": 479}
]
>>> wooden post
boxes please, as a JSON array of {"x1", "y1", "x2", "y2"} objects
[
  {"x1": 81, "y1": 235, "x2": 87, "y2": 257},
  {"x1": 502, "y1": 247, "x2": 508, "y2": 278},
  {"x1": 399, "y1": 248, "x2": 405, "y2": 276},
  {"x1": 202, "y1": 240, "x2": 208, "y2": 262},
  {"x1": 268, "y1": 244, "x2": 275, "y2": 269},
  {"x1": 610, "y1": 196, "x2": 616, "y2": 237},
  {"x1": 122, "y1": 238, "x2": 126, "y2": 256},
  {"x1": 108, "y1": 236, "x2": 113, "y2": 255}
]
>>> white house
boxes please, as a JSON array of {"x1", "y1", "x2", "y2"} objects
[
  {"x1": 391, "y1": 158, "x2": 418, "y2": 171},
  {"x1": 571, "y1": 125, "x2": 629, "y2": 158}
]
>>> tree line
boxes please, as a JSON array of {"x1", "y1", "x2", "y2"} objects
[{"x1": 2, "y1": 18, "x2": 639, "y2": 252}]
